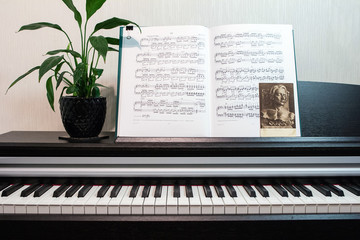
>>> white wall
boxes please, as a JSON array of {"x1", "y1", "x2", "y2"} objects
[{"x1": 1, "y1": 0, "x2": 359, "y2": 134}]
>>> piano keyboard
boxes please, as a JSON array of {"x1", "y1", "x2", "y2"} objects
[{"x1": 1, "y1": 182, "x2": 360, "y2": 215}]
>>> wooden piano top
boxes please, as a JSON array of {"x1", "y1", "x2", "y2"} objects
[{"x1": 0, "y1": 131, "x2": 360, "y2": 157}]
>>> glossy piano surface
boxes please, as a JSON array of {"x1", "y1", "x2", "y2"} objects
[{"x1": 1, "y1": 81, "x2": 360, "y2": 239}]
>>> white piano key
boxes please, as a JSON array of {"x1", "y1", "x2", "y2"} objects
[
  {"x1": 295, "y1": 190, "x2": 317, "y2": 214},
  {"x1": 336, "y1": 185, "x2": 360, "y2": 213},
  {"x1": 303, "y1": 185, "x2": 329, "y2": 213},
  {"x1": 73, "y1": 186, "x2": 100, "y2": 215},
  {"x1": 197, "y1": 186, "x2": 213, "y2": 215},
  {"x1": 188, "y1": 186, "x2": 201, "y2": 215},
  {"x1": 154, "y1": 186, "x2": 167, "y2": 215},
  {"x1": 231, "y1": 186, "x2": 248, "y2": 214},
  {"x1": 25, "y1": 185, "x2": 55, "y2": 214},
  {"x1": 265, "y1": 186, "x2": 293, "y2": 214},
  {"x1": 307, "y1": 186, "x2": 339, "y2": 213},
  {"x1": 81, "y1": 186, "x2": 101, "y2": 215},
  {"x1": 166, "y1": 186, "x2": 178, "y2": 215},
  {"x1": 2, "y1": 186, "x2": 28, "y2": 214},
  {"x1": 61, "y1": 185, "x2": 83, "y2": 214},
  {"x1": 236, "y1": 186, "x2": 259, "y2": 214},
  {"x1": 143, "y1": 186, "x2": 156, "y2": 215},
  {"x1": 325, "y1": 184, "x2": 359, "y2": 213},
  {"x1": 322, "y1": 185, "x2": 352, "y2": 213},
  {"x1": 178, "y1": 186, "x2": 190, "y2": 215},
  {"x1": 131, "y1": 186, "x2": 145, "y2": 215},
  {"x1": 33, "y1": 186, "x2": 57, "y2": 214},
  {"x1": 209, "y1": 186, "x2": 225, "y2": 214},
  {"x1": 119, "y1": 186, "x2": 133, "y2": 215},
  {"x1": 252, "y1": 187, "x2": 271, "y2": 214},
  {"x1": 96, "y1": 186, "x2": 114, "y2": 215},
  {"x1": 221, "y1": 185, "x2": 236, "y2": 214},
  {"x1": 13, "y1": 187, "x2": 37, "y2": 214},
  {"x1": 108, "y1": 186, "x2": 128, "y2": 215},
  {"x1": 49, "y1": 186, "x2": 68, "y2": 214},
  {"x1": 282, "y1": 187, "x2": 306, "y2": 214}
]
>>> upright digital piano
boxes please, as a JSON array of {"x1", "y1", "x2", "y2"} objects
[{"x1": 1, "y1": 81, "x2": 360, "y2": 239}]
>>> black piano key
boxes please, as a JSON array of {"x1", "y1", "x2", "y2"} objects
[
  {"x1": 110, "y1": 184, "x2": 122, "y2": 198},
  {"x1": 34, "y1": 184, "x2": 52, "y2": 197},
  {"x1": 214, "y1": 185, "x2": 225, "y2": 198},
  {"x1": 272, "y1": 184, "x2": 288, "y2": 197},
  {"x1": 53, "y1": 184, "x2": 70, "y2": 198},
  {"x1": 203, "y1": 184, "x2": 212, "y2": 198},
  {"x1": 0, "y1": 183, "x2": 10, "y2": 192},
  {"x1": 283, "y1": 184, "x2": 300, "y2": 197},
  {"x1": 154, "y1": 184, "x2": 162, "y2": 198},
  {"x1": 243, "y1": 184, "x2": 256, "y2": 197},
  {"x1": 225, "y1": 184, "x2": 237, "y2": 198},
  {"x1": 325, "y1": 184, "x2": 344, "y2": 197},
  {"x1": 294, "y1": 184, "x2": 312, "y2": 197},
  {"x1": 78, "y1": 185, "x2": 93, "y2": 198},
  {"x1": 21, "y1": 183, "x2": 41, "y2": 197},
  {"x1": 142, "y1": 185, "x2": 151, "y2": 198},
  {"x1": 65, "y1": 184, "x2": 81, "y2": 197},
  {"x1": 2, "y1": 183, "x2": 24, "y2": 197},
  {"x1": 350, "y1": 183, "x2": 360, "y2": 190},
  {"x1": 97, "y1": 185, "x2": 110, "y2": 198},
  {"x1": 129, "y1": 184, "x2": 140, "y2": 198},
  {"x1": 173, "y1": 184, "x2": 180, "y2": 198},
  {"x1": 255, "y1": 184, "x2": 269, "y2": 197},
  {"x1": 186, "y1": 185, "x2": 193, "y2": 198},
  {"x1": 312, "y1": 184, "x2": 331, "y2": 197},
  {"x1": 340, "y1": 184, "x2": 360, "y2": 196}
]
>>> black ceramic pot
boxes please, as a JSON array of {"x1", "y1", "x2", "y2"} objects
[{"x1": 59, "y1": 96, "x2": 106, "y2": 138}]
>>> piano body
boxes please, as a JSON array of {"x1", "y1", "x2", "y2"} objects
[{"x1": 1, "y1": 81, "x2": 360, "y2": 239}]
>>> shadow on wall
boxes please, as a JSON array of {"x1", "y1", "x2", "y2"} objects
[{"x1": 102, "y1": 86, "x2": 116, "y2": 132}]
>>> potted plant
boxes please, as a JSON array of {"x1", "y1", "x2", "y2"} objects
[{"x1": 6, "y1": 0, "x2": 140, "y2": 139}]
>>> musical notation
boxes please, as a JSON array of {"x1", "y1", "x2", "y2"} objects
[
  {"x1": 133, "y1": 99, "x2": 206, "y2": 116},
  {"x1": 125, "y1": 31, "x2": 208, "y2": 120},
  {"x1": 212, "y1": 30, "x2": 286, "y2": 120},
  {"x1": 215, "y1": 67, "x2": 284, "y2": 83}
]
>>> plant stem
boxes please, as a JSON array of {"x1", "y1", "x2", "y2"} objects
[
  {"x1": 89, "y1": 47, "x2": 95, "y2": 79},
  {"x1": 62, "y1": 30, "x2": 78, "y2": 66},
  {"x1": 63, "y1": 59, "x2": 75, "y2": 73}
]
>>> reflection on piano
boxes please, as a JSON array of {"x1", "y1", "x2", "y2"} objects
[{"x1": 1, "y1": 81, "x2": 360, "y2": 239}]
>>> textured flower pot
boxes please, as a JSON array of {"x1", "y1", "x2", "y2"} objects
[{"x1": 59, "y1": 96, "x2": 106, "y2": 138}]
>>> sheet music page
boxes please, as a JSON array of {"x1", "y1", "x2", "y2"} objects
[
  {"x1": 117, "y1": 26, "x2": 211, "y2": 137},
  {"x1": 209, "y1": 25, "x2": 300, "y2": 137}
]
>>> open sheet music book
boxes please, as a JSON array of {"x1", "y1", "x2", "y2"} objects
[{"x1": 115, "y1": 24, "x2": 300, "y2": 139}]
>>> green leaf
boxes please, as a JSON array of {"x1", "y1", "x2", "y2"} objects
[
  {"x1": 92, "y1": 86, "x2": 100, "y2": 97},
  {"x1": 62, "y1": 0, "x2": 82, "y2": 27},
  {"x1": 73, "y1": 63, "x2": 86, "y2": 85},
  {"x1": 89, "y1": 36, "x2": 108, "y2": 62},
  {"x1": 95, "y1": 83, "x2": 108, "y2": 88},
  {"x1": 56, "y1": 71, "x2": 70, "y2": 89},
  {"x1": 60, "y1": 86, "x2": 68, "y2": 98},
  {"x1": 46, "y1": 49, "x2": 82, "y2": 58},
  {"x1": 93, "y1": 17, "x2": 142, "y2": 34},
  {"x1": 86, "y1": 0, "x2": 106, "y2": 20},
  {"x1": 39, "y1": 56, "x2": 64, "y2": 81},
  {"x1": 66, "y1": 84, "x2": 77, "y2": 94},
  {"x1": 6, "y1": 66, "x2": 40, "y2": 93},
  {"x1": 92, "y1": 68, "x2": 104, "y2": 78},
  {"x1": 54, "y1": 61, "x2": 65, "y2": 81},
  {"x1": 105, "y1": 37, "x2": 119, "y2": 45},
  {"x1": 108, "y1": 47, "x2": 118, "y2": 52},
  {"x1": 18, "y1": 22, "x2": 63, "y2": 32},
  {"x1": 46, "y1": 76, "x2": 55, "y2": 111}
]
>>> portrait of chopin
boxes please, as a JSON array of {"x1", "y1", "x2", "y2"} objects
[{"x1": 259, "y1": 83, "x2": 296, "y2": 128}]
